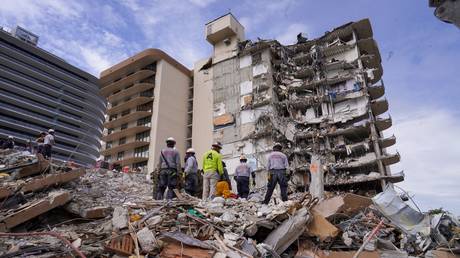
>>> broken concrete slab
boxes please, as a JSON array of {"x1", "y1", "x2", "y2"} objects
[
  {"x1": 112, "y1": 206, "x2": 128, "y2": 230},
  {"x1": 0, "y1": 168, "x2": 83, "y2": 199},
  {"x1": 11, "y1": 154, "x2": 49, "y2": 179},
  {"x1": 161, "y1": 231, "x2": 214, "y2": 250},
  {"x1": 313, "y1": 193, "x2": 372, "y2": 219},
  {"x1": 0, "y1": 190, "x2": 71, "y2": 231},
  {"x1": 136, "y1": 227, "x2": 156, "y2": 252},
  {"x1": 160, "y1": 241, "x2": 215, "y2": 258},
  {"x1": 65, "y1": 203, "x2": 112, "y2": 219},
  {"x1": 264, "y1": 208, "x2": 311, "y2": 254},
  {"x1": 21, "y1": 168, "x2": 85, "y2": 193},
  {"x1": 306, "y1": 212, "x2": 340, "y2": 241}
]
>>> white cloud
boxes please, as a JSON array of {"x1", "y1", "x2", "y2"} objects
[
  {"x1": 80, "y1": 46, "x2": 113, "y2": 74},
  {"x1": 386, "y1": 108, "x2": 460, "y2": 213},
  {"x1": 122, "y1": 0, "x2": 210, "y2": 68}
]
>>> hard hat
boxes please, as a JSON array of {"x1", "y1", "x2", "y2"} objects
[
  {"x1": 212, "y1": 142, "x2": 222, "y2": 149},
  {"x1": 48, "y1": 129, "x2": 55, "y2": 133},
  {"x1": 240, "y1": 154, "x2": 247, "y2": 160},
  {"x1": 166, "y1": 137, "x2": 176, "y2": 143},
  {"x1": 186, "y1": 148, "x2": 195, "y2": 153},
  {"x1": 8, "y1": 136, "x2": 13, "y2": 139}
]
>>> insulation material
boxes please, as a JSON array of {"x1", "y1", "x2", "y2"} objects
[
  {"x1": 253, "y1": 63, "x2": 268, "y2": 77},
  {"x1": 213, "y1": 103, "x2": 226, "y2": 117},
  {"x1": 239, "y1": 55, "x2": 252, "y2": 68},
  {"x1": 240, "y1": 81, "x2": 253, "y2": 95},
  {"x1": 241, "y1": 110, "x2": 255, "y2": 124},
  {"x1": 213, "y1": 113, "x2": 235, "y2": 127}
]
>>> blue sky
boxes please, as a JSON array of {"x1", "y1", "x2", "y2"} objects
[{"x1": 1, "y1": 0, "x2": 459, "y2": 213}]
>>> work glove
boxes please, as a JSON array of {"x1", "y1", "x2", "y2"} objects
[
  {"x1": 219, "y1": 173, "x2": 225, "y2": 181},
  {"x1": 233, "y1": 176, "x2": 238, "y2": 182},
  {"x1": 252, "y1": 180, "x2": 256, "y2": 187}
]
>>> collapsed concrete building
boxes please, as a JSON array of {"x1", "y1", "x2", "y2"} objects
[{"x1": 193, "y1": 14, "x2": 402, "y2": 195}]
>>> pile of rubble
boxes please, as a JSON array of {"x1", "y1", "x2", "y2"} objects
[{"x1": 0, "y1": 150, "x2": 459, "y2": 258}]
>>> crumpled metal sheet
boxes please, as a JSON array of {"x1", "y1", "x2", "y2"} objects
[{"x1": 372, "y1": 184, "x2": 430, "y2": 237}]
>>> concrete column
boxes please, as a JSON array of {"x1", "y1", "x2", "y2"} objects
[
  {"x1": 370, "y1": 122, "x2": 386, "y2": 189},
  {"x1": 309, "y1": 153, "x2": 324, "y2": 199}
]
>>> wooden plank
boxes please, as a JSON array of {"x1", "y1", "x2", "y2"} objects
[
  {"x1": 160, "y1": 241, "x2": 214, "y2": 258},
  {"x1": 0, "y1": 190, "x2": 71, "y2": 231}
]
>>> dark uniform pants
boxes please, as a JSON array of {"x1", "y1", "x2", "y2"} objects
[
  {"x1": 236, "y1": 176, "x2": 250, "y2": 199},
  {"x1": 263, "y1": 169, "x2": 288, "y2": 204},
  {"x1": 185, "y1": 173, "x2": 198, "y2": 196},
  {"x1": 156, "y1": 168, "x2": 177, "y2": 200},
  {"x1": 43, "y1": 144, "x2": 52, "y2": 160}
]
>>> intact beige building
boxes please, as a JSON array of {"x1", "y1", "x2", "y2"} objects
[{"x1": 100, "y1": 49, "x2": 192, "y2": 171}]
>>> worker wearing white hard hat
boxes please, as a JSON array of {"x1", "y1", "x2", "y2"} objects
[
  {"x1": 183, "y1": 147, "x2": 198, "y2": 196},
  {"x1": 155, "y1": 137, "x2": 181, "y2": 200},
  {"x1": 43, "y1": 129, "x2": 55, "y2": 160},
  {"x1": 234, "y1": 154, "x2": 254, "y2": 199}
]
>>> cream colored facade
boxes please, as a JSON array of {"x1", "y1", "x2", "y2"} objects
[
  {"x1": 100, "y1": 49, "x2": 192, "y2": 170},
  {"x1": 192, "y1": 13, "x2": 245, "y2": 166}
]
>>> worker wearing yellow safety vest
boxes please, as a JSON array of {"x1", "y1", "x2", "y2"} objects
[{"x1": 201, "y1": 142, "x2": 223, "y2": 200}]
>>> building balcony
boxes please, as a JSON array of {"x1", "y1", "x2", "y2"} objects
[
  {"x1": 107, "y1": 96, "x2": 153, "y2": 116},
  {"x1": 368, "y1": 84, "x2": 385, "y2": 99},
  {"x1": 104, "y1": 111, "x2": 152, "y2": 129},
  {"x1": 379, "y1": 135, "x2": 396, "y2": 148},
  {"x1": 358, "y1": 38, "x2": 381, "y2": 68},
  {"x1": 375, "y1": 116, "x2": 392, "y2": 131},
  {"x1": 371, "y1": 98, "x2": 388, "y2": 116},
  {"x1": 101, "y1": 140, "x2": 150, "y2": 156},
  {"x1": 103, "y1": 126, "x2": 151, "y2": 142},
  {"x1": 335, "y1": 152, "x2": 400, "y2": 171},
  {"x1": 108, "y1": 83, "x2": 154, "y2": 103},
  {"x1": 112, "y1": 156, "x2": 149, "y2": 167},
  {"x1": 100, "y1": 70, "x2": 155, "y2": 97}
]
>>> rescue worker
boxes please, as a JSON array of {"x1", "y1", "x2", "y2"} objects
[
  {"x1": 263, "y1": 143, "x2": 289, "y2": 204},
  {"x1": 43, "y1": 129, "x2": 55, "y2": 160},
  {"x1": 183, "y1": 148, "x2": 198, "y2": 196},
  {"x1": 234, "y1": 155, "x2": 254, "y2": 199},
  {"x1": 156, "y1": 137, "x2": 181, "y2": 200},
  {"x1": 202, "y1": 142, "x2": 223, "y2": 200},
  {"x1": 35, "y1": 132, "x2": 46, "y2": 155},
  {"x1": 2, "y1": 136, "x2": 14, "y2": 149}
]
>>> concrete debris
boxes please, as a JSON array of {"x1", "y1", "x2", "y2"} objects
[
  {"x1": 0, "y1": 150, "x2": 458, "y2": 258},
  {"x1": 112, "y1": 206, "x2": 128, "y2": 230},
  {"x1": 136, "y1": 227, "x2": 156, "y2": 252},
  {"x1": 1, "y1": 20, "x2": 459, "y2": 258}
]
